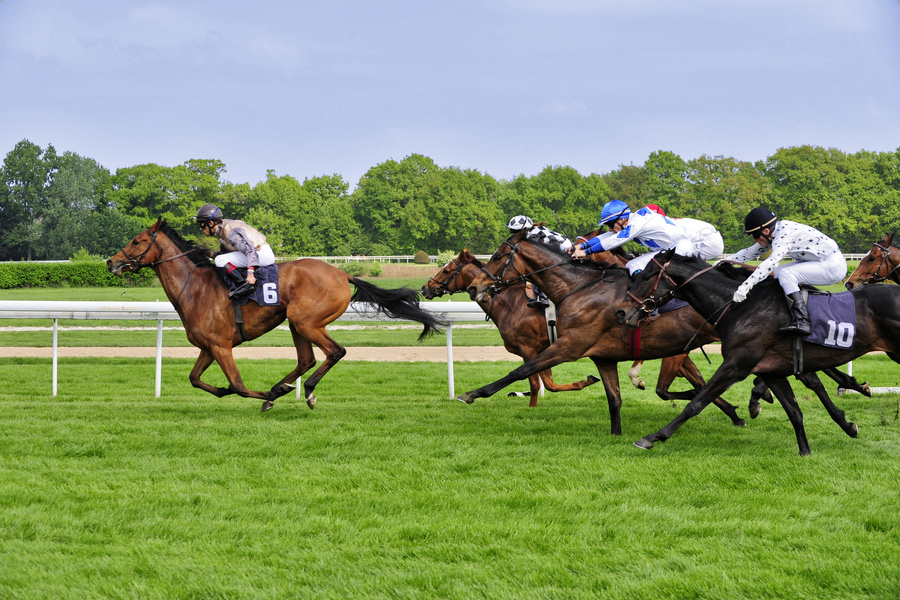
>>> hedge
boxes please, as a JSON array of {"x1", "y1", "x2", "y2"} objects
[{"x1": 0, "y1": 262, "x2": 157, "y2": 289}]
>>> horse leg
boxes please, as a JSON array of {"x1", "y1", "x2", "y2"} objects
[
  {"x1": 748, "y1": 377, "x2": 774, "y2": 419},
  {"x1": 527, "y1": 373, "x2": 542, "y2": 407},
  {"x1": 635, "y1": 359, "x2": 747, "y2": 450},
  {"x1": 821, "y1": 366, "x2": 871, "y2": 397},
  {"x1": 590, "y1": 360, "x2": 623, "y2": 436},
  {"x1": 538, "y1": 369, "x2": 601, "y2": 393},
  {"x1": 260, "y1": 326, "x2": 319, "y2": 412},
  {"x1": 188, "y1": 349, "x2": 234, "y2": 397},
  {"x1": 457, "y1": 338, "x2": 586, "y2": 403},
  {"x1": 795, "y1": 372, "x2": 858, "y2": 438},
  {"x1": 654, "y1": 355, "x2": 745, "y2": 427},
  {"x1": 627, "y1": 360, "x2": 645, "y2": 390},
  {"x1": 761, "y1": 377, "x2": 811, "y2": 455},
  {"x1": 207, "y1": 347, "x2": 272, "y2": 400},
  {"x1": 292, "y1": 327, "x2": 347, "y2": 410}
]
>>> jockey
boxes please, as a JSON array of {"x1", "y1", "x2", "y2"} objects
[
  {"x1": 195, "y1": 204, "x2": 276, "y2": 299},
  {"x1": 570, "y1": 200, "x2": 724, "y2": 275},
  {"x1": 728, "y1": 207, "x2": 847, "y2": 335},
  {"x1": 507, "y1": 215, "x2": 551, "y2": 310}
]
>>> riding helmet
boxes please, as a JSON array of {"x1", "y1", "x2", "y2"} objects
[
  {"x1": 599, "y1": 200, "x2": 631, "y2": 226},
  {"x1": 744, "y1": 207, "x2": 777, "y2": 235},
  {"x1": 507, "y1": 215, "x2": 533, "y2": 231},
  {"x1": 195, "y1": 203, "x2": 222, "y2": 224}
]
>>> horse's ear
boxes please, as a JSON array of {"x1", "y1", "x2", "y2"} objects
[
  {"x1": 662, "y1": 247, "x2": 677, "y2": 260},
  {"x1": 889, "y1": 232, "x2": 896, "y2": 245},
  {"x1": 151, "y1": 217, "x2": 163, "y2": 231}
]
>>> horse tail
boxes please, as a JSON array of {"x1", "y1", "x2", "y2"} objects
[{"x1": 348, "y1": 276, "x2": 446, "y2": 340}]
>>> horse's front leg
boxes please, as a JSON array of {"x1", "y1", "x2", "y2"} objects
[
  {"x1": 208, "y1": 347, "x2": 272, "y2": 401},
  {"x1": 762, "y1": 377, "x2": 811, "y2": 455},
  {"x1": 189, "y1": 349, "x2": 233, "y2": 397},
  {"x1": 457, "y1": 338, "x2": 585, "y2": 403},
  {"x1": 635, "y1": 359, "x2": 748, "y2": 450},
  {"x1": 591, "y1": 360, "x2": 623, "y2": 436}
]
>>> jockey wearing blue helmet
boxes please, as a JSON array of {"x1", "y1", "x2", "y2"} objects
[{"x1": 598, "y1": 199, "x2": 631, "y2": 227}]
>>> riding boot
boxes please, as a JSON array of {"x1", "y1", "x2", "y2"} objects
[
  {"x1": 527, "y1": 288, "x2": 551, "y2": 310},
  {"x1": 225, "y1": 264, "x2": 254, "y2": 299},
  {"x1": 778, "y1": 291, "x2": 811, "y2": 335}
]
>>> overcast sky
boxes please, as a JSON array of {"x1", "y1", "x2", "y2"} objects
[{"x1": 1, "y1": 0, "x2": 898, "y2": 188}]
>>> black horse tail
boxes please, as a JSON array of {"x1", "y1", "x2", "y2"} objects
[{"x1": 349, "y1": 277, "x2": 446, "y2": 340}]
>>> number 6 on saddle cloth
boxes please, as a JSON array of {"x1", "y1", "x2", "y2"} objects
[{"x1": 227, "y1": 264, "x2": 280, "y2": 307}]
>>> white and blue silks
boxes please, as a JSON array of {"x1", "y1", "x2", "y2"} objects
[{"x1": 580, "y1": 207, "x2": 723, "y2": 274}]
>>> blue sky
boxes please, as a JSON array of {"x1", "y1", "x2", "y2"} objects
[{"x1": 1, "y1": 0, "x2": 898, "y2": 187}]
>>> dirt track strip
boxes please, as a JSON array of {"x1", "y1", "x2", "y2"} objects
[{"x1": 0, "y1": 345, "x2": 721, "y2": 361}]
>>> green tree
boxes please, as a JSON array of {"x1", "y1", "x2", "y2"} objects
[
  {"x1": 601, "y1": 164, "x2": 653, "y2": 209},
  {"x1": 0, "y1": 140, "x2": 58, "y2": 260},
  {"x1": 644, "y1": 150, "x2": 689, "y2": 215}
]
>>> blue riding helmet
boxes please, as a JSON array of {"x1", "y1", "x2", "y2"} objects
[{"x1": 598, "y1": 200, "x2": 631, "y2": 226}]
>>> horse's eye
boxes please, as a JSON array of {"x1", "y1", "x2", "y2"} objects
[
  {"x1": 867, "y1": 256, "x2": 875, "y2": 262},
  {"x1": 131, "y1": 240, "x2": 139, "y2": 246}
]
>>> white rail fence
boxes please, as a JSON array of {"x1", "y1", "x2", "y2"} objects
[{"x1": 0, "y1": 301, "x2": 490, "y2": 400}]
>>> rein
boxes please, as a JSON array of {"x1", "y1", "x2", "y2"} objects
[
  {"x1": 122, "y1": 227, "x2": 206, "y2": 302},
  {"x1": 480, "y1": 239, "x2": 573, "y2": 296}
]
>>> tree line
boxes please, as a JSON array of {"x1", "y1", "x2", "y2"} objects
[{"x1": 2, "y1": 138, "x2": 899, "y2": 262}]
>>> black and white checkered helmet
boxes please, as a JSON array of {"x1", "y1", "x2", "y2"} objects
[{"x1": 507, "y1": 215, "x2": 533, "y2": 231}]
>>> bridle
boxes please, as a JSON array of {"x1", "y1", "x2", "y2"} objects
[
  {"x1": 118, "y1": 226, "x2": 206, "y2": 303},
  {"x1": 425, "y1": 258, "x2": 466, "y2": 298},
  {"x1": 625, "y1": 256, "x2": 723, "y2": 324},
  {"x1": 859, "y1": 242, "x2": 900, "y2": 285},
  {"x1": 478, "y1": 238, "x2": 571, "y2": 297}
]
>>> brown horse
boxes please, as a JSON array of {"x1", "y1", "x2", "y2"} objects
[
  {"x1": 845, "y1": 232, "x2": 900, "y2": 289},
  {"x1": 422, "y1": 249, "x2": 600, "y2": 407},
  {"x1": 460, "y1": 226, "x2": 747, "y2": 433},
  {"x1": 423, "y1": 249, "x2": 724, "y2": 408},
  {"x1": 619, "y1": 249, "x2": 900, "y2": 454},
  {"x1": 107, "y1": 219, "x2": 444, "y2": 412}
]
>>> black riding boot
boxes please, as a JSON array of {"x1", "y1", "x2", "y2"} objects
[
  {"x1": 779, "y1": 291, "x2": 811, "y2": 335},
  {"x1": 225, "y1": 266, "x2": 254, "y2": 299},
  {"x1": 527, "y1": 288, "x2": 551, "y2": 310}
]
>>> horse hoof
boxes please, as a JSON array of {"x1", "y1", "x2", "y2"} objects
[
  {"x1": 306, "y1": 394, "x2": 317, "y2": 410},
  {"x1": 507, "y1": 391, "x2": 526, "y2": 397},
  {"x1": 749, "y1": 404, "x2": 761, "y2": 419},
  {"x1": 849, "y1": 423, "x2": 859, "y2": 438},
  {"x1": 261, "y1": 400, "x2": 275, "y2": 412},
  {"x1": 456, "y1": 393, "x2": 474, "y2": 404},
  {"x1": 634, "y1": 438, "x2": 654, "y2": 450},
  {"x1": 861, "y1": 383, "x2": 872, "y2": 397},
  {"x1": 734, "y1": 419, "x2": 747, "y2": 427},
  {"x1": 587, "y1": 375, "x2": 601, "y2": 384}
]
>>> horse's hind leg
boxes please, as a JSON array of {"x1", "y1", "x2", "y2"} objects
[
  {"x1": 795, "y1": 372, "x2": 858, "y2": 438},
  {"x1": 761, "y1": 377, "x2": 811, "y2": 455},
  {"x1": 292, "y1": 327, "x2": 347, "y2": 410},
  {"x1": 260, "y1": 327, "x2": 319, "y2": 412},
  {"x1": 627, "y1": 360, "x2": 645, "y2": 390},
  {"x1": 658, "y1": 356, "x2": 745, "y2": 427}
]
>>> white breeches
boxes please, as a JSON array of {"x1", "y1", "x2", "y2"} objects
[
  {"x1": 626, "y1": 230, "x2": 725, "y2": 275},
  {"x1": 214, "y1": 244, "x2": 276, "y2": 268},
  {"x1": 773, "y1": 253, "x2": 847, "y2": 295}
]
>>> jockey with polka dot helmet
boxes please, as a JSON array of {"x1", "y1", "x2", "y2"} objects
[{"x1": 507, "y1": 215, "x2": 533, "y2": 232}]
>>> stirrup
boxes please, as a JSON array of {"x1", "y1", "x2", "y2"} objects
[{"x1": 228, "y1": 283, "x2": 254, "y2": 299}]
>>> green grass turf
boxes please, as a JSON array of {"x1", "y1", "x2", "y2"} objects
[{"x1": 0, "y1": 355, "x2": 898, "y2": 599}]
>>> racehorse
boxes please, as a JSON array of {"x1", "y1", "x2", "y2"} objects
[
  {"x1": 845, "y1": 232, "x2": 900, "y2": 289},
  {"x1": 423, "y1": 248, "x2": 725, "y2": 408},
  {"x1": 460, "y1": 226, "x2": 748, "y2": 433},
  {"x1": 619, "y1": 248, "x2": 900, "y2": 454},
  {"x1": 423, "y1": 249, "x2": 600, "y2": 407},
  {"x1": 107, "y1": 219, "x2": 444, "y2": 412}
]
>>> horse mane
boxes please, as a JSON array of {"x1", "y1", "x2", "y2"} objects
[
  {"x1": 713, "y1": 260, "x2": 756, "y2": 282},
  {"x1": 159, "y1": 221, "x2": 215, "y2": 267}
]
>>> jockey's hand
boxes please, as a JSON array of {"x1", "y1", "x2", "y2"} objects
[
  {"x1": 246, "y1": 271, "x2": 257, "y2": 285},
  {"x1": 733, "y1": 284, "x2": 750, "y2": 303},
  {"x1": 571, "y1": 246, "x2": 587, "y2": 259}
]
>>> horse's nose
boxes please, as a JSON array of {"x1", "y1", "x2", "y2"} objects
[
  {"x1": 466, "y1": 286, "x2": 477, "y2": 300},
  {"x1": 615, "y1": 308, "x2": 627, "y2": 324},
  {"x1": 844, "y1": 281, "x2": 854, "y2": 290}
]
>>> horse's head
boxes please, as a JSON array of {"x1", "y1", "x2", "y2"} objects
[
  {"x1": 107, "y1": 218, "x2": 167, "y2": 275},
  {"x1": 617, "y1": 248, "x2": 680, "y2": 328},
  {"x1": 421, "y1": 249, "x2": 482, "y2": 299},
  {"x1": 845, "y1": 232, "x2": 897, "y2": 289},
  {"x1": 465, "y1": 229, "x2": 535, "y2": 302}
]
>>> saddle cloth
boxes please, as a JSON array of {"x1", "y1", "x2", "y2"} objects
[
  {"x1": 805, "y1": 290, "x2": 856, "y2": 349},
  {"x1": 231, "y1": 263, "x2": 280, "y2": 307}
]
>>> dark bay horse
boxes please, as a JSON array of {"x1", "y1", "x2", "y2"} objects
[
  {"x1": 460, "y1": 226, "x2": 748, "y2": 433},
  {"x1": 845, "y1": 232, "x2": 900, "y2": 289},
  {"x1": 620, "y1": 248, "x2": 900, "y2": 454},
  {"x1": 422, "y1": 249, "x2": 600, "y2": 407},
  {"x1": 107, "y1": 219, "x2": 443, "y2": 412},
  {"x1": 423, "y1": 248, "x2": 722, "y2": 408}
]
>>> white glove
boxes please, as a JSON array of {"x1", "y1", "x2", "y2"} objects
[{"x1": 733, "y1": 284, "x2": 750, "y2": 303}]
